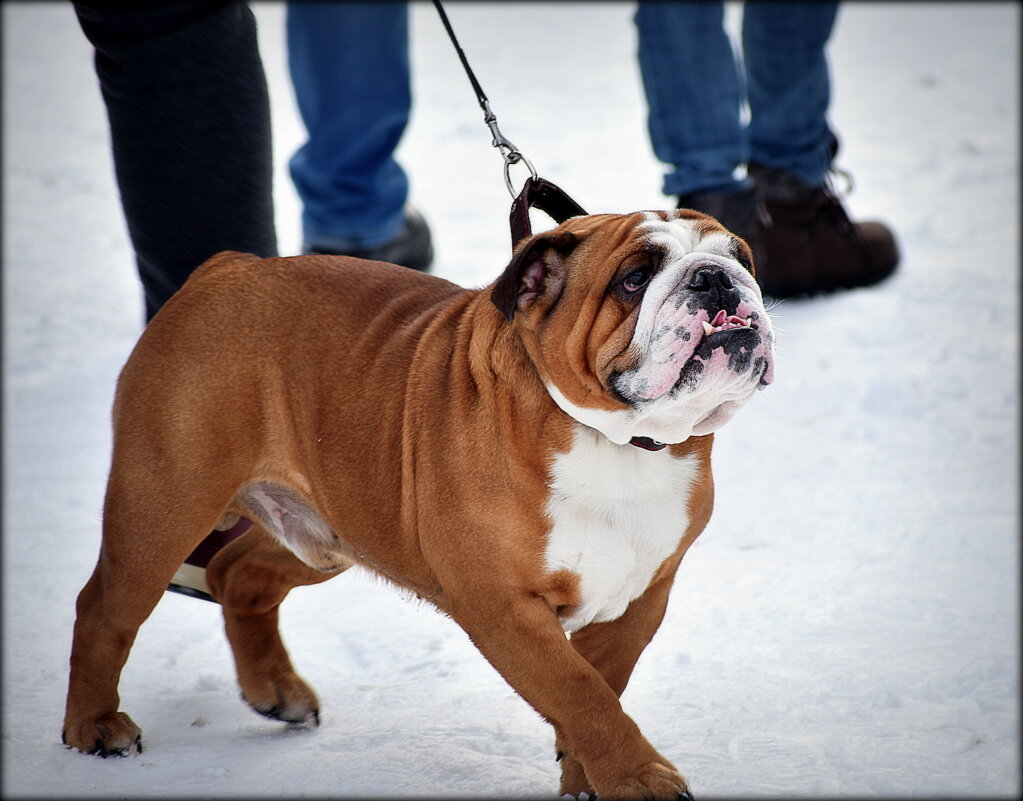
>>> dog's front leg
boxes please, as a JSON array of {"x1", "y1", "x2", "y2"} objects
[
  {"x1": 553, "y1": 567, "x2": 682, "y2": 798},
  {"x1": 448, "y1": 588, "x2": 689, "y2": 801}
]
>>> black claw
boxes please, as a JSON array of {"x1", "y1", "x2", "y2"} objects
[
  {"x1": 257, "y1": 702, "x2": 320, "y2": 726},
  {"x1": 556, "y1": 750, "x2": 565, "y2": 762},
  {"x1": 255, "y1": 704, "x2": 282, "y2": 721},
  {"x1": 99, "y1": 741, "x2": 113, "y2": 758},
  {"x1": 92, "y1": 739, "x2": 126, "y2": 758},
  {"x1": 135, "y1": 735, "x2": 143, "y2": 754},
  {"x1": 678, "y1": 790, "x2": 695, "y2": 801}
]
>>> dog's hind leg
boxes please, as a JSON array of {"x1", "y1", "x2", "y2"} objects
[
  {"x1": 62, "y1": 464, "x2": 235, "y2": 756},
  {"x1": 205, "y1": 523, "x2": 344, "y2": 725}
]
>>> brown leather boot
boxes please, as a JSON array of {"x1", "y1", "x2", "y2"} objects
[{"x1": 749, "y1": 162, "x2": 899, "y2": 299}]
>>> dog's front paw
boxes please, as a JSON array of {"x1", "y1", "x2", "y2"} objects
[
  {"x1": 62, "y1": 711, "x2": 142, "y2": 757},
  {"x1": 557, "y1": 749, "x2": 594, "y2": 798},
  {"x1": 590, "y1": 759, "x2": 690, "y2": 801}
]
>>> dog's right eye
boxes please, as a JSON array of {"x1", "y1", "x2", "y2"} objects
[{"x1": 622, "y1": 267, "x2": 653, "y2": 293}]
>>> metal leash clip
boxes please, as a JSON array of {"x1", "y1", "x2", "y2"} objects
[
  {"x1": 432, "y1": 0, "x2": 540, "y2": 198},
  {"x1": 481, "y1": 100, "x2": 537, "y2": 197}
]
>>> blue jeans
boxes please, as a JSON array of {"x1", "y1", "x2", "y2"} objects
[
  {"x1": 636, "y1": 1, "x2": 839, "y2": 197},
  {"x1": 287, "y1": 1, "x2": 411, "y2": 250},
  {"x1": 288, "y1": 1, "x2": 838, "y2": 242}
]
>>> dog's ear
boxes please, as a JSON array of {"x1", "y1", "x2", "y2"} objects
[{"x1": 490, "y1": 231, "x2": 579, "y2": 322}]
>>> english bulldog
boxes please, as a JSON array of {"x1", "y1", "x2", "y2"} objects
[{"x1": 63, "y1": 209, "x2": 774, "y2": 799}]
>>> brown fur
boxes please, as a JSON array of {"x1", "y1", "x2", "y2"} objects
[{"x1": 63, "y1": 214, "x2": 729, "y2": 799}]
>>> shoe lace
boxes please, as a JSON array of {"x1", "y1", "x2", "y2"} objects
[
  {"x1": 826, "y1": 165, "x2": 855, "y2": 198},
  {"x1": 809, "y1": 166, "x2": 859, "y2": 239}
]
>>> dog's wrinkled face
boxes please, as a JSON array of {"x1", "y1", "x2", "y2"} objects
[{"x1": 491, "y1": 210, "x2": 775, "y2": 445}]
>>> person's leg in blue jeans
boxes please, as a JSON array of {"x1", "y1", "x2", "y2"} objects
[
  {"x1": 634, "y1": 2, "x2": 764, "y2": 253},
  {"x1": 287, "y1": 1, "x2": 431, "y2": 270},
  {"x1": 742, "y1": 3, "x2": 838, "y2": 188},
  {"x1": 635, "y1": 1, "x2": 746, "y2": 198},
  {"x1": 635, "y1": 1, "x2": 897, "y2": 298},
  {"x1": 635, "y1": 1, "x2": 836, "y2": 203}
]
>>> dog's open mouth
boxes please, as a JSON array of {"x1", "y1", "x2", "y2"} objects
[
  {"x1": 676, "y1": 307, "x2": 765, "y2": 393},
  {"x1": 611, "y1": 300, "x2": 771, "y2": 406},
  {"x1": 701, "y1": 309, "x2": 754, "y2": 337}
]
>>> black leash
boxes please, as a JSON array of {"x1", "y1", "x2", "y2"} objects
[
  {"x1": 432, "y1": 0, "x2": 587, "y2": 249},
  {"x1": 433, "y1": 4, "x2": 661, "y2": 454}
]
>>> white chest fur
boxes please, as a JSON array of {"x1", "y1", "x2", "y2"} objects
[{"x1": 543, "y1": 424, "x2": 698, "y2": 634}]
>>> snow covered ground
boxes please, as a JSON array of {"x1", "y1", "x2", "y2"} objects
[{"x1": 2, "y1": 1, "x2": 1019, "y2": 797}]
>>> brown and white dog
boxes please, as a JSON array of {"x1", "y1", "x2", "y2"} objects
[{"x1": 63, "y1": 210, "x2": 774, "y2": 799}]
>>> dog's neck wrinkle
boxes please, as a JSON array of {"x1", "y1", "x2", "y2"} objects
[
  {"x1": 464, "y1": 299, "x2": 541, "y2": 402},
  {"x1": 454, "y1": 296, "x2": 577, "y2": 459},
  {"x1": 483, "y1": 308, "x2": 634, "y2": 453}
]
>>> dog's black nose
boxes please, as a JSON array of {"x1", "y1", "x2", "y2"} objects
[
  {"x1": 688, "y1": 266, "x2": 734, "y2": 292},
  {"x1": 688, "y1": 265, "x2": 740, "y2": 313}
]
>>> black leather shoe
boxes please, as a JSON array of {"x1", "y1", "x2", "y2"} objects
[{"x1": 304, "y1": 206, "x2": 434, "y2": 272}]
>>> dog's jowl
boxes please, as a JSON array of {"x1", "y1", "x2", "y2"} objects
[{"x1": 63, "y1": 210, "x2": 773, "y2": 799}]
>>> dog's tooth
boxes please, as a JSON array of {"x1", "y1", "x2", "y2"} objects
[
  {"x1": 702, "y1": 321, "x2": 715, "y2": 336},
  {"x1": 745, "y1": 317, "x2": 752, "y2": 327}
]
